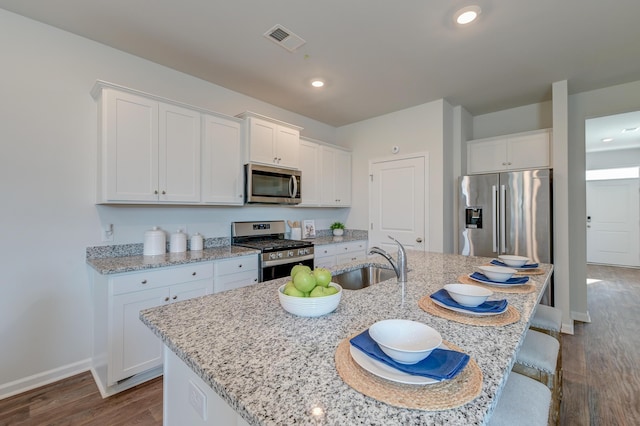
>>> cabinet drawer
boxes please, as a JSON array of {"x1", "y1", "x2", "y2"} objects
[
  {"x1": 215, "y1": 255, "x2": 259, "y2": 277},
  {"x1": 337, "y1": 251, "x2": 366, "y2": 265},
  {"x1": 315, "y1": 244, "x2": 338, "y2": 258},
  {"x1": 214, "y1": 271, "x2": 259, "y2": 293},
  {"x1": 339, "y1": 241, "x2": 367, "y2": 253},
  {"x1": 111, "y1": 262, "x2": 213, "y2": 295}
]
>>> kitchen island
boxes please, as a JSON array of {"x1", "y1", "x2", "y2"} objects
[{"x1": 140, "y1": 251, "x2": 553, "y2": 425}]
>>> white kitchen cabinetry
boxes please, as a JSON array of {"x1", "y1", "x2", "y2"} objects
[
  {"x1": 95, "y1": 86, "x2": 201, "y2": 203},
  {"x1": 315, "y1": 241, "x2": 367, "y2": 268},
  {"x1": 213, "y1": 254, "x2": 259, "y2": 293},
  {"x1": 92, "y1": 262, "x2": 213, "y2": 396},
  {"x1": 320, "y1": 146, "x2": 352, "y2": 206},
  {"x1": 298, "y1": 138, "x2": 321, "y2": 206},
  {"x1": 467, "y1": 129, "x2": 551, "y2": 174},
  {"x1": 238, "y1": 112, "x2": 302, "y2": 169},
  {"x1": 201, "y1": 114, "x2": 244, "y2": 204}
]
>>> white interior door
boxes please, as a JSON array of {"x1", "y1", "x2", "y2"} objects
[
  {"x1": 587, "y1": 178, "x2": 640, "y2": 267},
  {"x1": 369, "y1": 154, "x2": 427, "y2": 253}
]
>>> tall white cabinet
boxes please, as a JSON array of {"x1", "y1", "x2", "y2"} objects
[{"x1": 92, "y1": 81, "x2": 243, "y2": 205}]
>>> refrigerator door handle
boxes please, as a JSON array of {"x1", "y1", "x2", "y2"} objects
[
  {"x1": 500, "y1": 184, "x2": 507, "y2": 253},
  {"x1": 492, "y1": 185, "x2": 498, "y2": 252}
]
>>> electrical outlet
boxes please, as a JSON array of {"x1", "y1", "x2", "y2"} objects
[
  {"x1": 188, "y1": 380, "x2": 207, "y2": 420},
  {"x1": 102, "y1": 224, "x2": 114, "y2": 242}
]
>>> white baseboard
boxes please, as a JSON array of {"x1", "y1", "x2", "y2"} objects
[
  {"x1": 561, "y1": 321, "x2": 575, "y2": 335},
  {"x1": 0, "y1": 358, "x2": 92, "y2": 400},
  {"x1": 571, "y1": 310, "x2": 592, "y2": 323}
]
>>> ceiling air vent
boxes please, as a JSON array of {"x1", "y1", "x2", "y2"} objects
[{"x1": 264, "y1": 25, "x2": 306, "y2": 52}]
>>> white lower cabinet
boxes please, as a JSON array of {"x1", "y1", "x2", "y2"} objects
[
  {"x1": 213, "y1": 255, "x2": 259, "y2": 293},
  {"x1": 92, "y1": 262, "x2": 214, "y2": 396},
  {"x1": 315, "y1": 241, "x2": 368, "y2": 268}
]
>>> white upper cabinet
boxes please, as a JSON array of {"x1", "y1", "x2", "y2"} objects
[
  {"x1": 321, "y1": 145, "x2": 352, "y2": 207},
  {"x1": 238, "y1": 112, "x2": 302, "y2": 169},
  {"x1": 467, "y1": 129, "x2": 552, "y2": 174},
  {"x1": 201, "y1": 114, "x2": 244, "y2": 205},
  {"x1": 298, "y1": 138, "x2": 321, "y2": 206},
  {"x1": 95, "y1": 86, "x2": 200, "y2": 203}
]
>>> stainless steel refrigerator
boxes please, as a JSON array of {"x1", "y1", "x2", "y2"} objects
[{"x1": 459, "y1": 169, "x2": 553, "y2": 302}]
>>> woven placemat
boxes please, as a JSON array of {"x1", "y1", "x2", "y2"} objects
[
  {"x1": 418, "y1": 296, "x2": 520, "y2": 326},
  {"x1": 457, "y1": 275, "x2": 536, "y2": 294},
  {"x1": 482, "y1": 264, "x2": 545, "y2": 276},
  {"x1": 335, "y1": 338, "x2": 482, "y2": 411}
]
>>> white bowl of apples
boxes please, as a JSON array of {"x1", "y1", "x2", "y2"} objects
[{"x1": 278, "y1": 265, "x2": 342, "y2": 317}]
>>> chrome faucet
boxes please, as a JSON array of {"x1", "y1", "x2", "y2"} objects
[{"x1": 368, "y1": 236, "x2": 408, "y2": 284}]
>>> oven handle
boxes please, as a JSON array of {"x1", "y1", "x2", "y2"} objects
[{"x1": 262, "y1": 254, "x2": 314, "y2": 268}]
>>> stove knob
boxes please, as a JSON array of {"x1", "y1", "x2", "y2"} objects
[
  {"x1": 304, "y1": 248, "x2": 310, "y2": 255},
  {"x1": 269, "y1": 253, "x2": 277, "y2": 260},
  {"x1": 298, "y1": 249, "x2": 304, "y2": 256},
  {"x1": 277, "y1": 252, "x2": 283, "y2": 258},
  {"x1": 288, "y1": 251, "x2": 294, "y2": 257}
]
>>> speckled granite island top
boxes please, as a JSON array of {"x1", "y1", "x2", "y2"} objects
[{"x1": 140, "y1": 251, "x2": 553, "y2": 425}]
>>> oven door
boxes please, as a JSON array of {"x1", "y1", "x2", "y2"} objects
[
  {"x1": 245, "y1": 163, "x2": 301, "y2": 204},
  {"x1": 261, "y1": 258, "x2": 314, "y2": 282}
]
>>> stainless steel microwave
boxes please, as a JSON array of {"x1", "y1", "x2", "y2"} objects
[{"x1": 245, "y1": 163, "x2": 301, "y2": 204}]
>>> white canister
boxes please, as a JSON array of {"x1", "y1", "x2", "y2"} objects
[
  {"x1": 169, "y1": 229, "x2": 187, "y2": 253},
  {"x1": 190, "y1": 233, "x2": 204, "y2": 251},
  {"x1": 291, "y1": 227, "x2": 302, "y2": 240},
  {"x1": 143, "y1": 226, "x2": 166, "y2": 256}
]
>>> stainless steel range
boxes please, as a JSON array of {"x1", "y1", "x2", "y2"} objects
[{"x1": 231, "y1": 220, "x2": 314, "y2": 282}]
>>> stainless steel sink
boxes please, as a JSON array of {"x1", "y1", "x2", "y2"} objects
[{"x1": 332, "y1": 266, "x2": 396, "y2": 290}]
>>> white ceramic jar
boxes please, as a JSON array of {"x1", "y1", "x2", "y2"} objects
[
  {"x1": 190, "y1": 233, "x2": 204, "y2": 251},
  {"x1": 143, "y1": 226, "x2": 166, "y2": 256},
  {"x1": 169, "y1": 229, "x2": 187, "y2": 253}
]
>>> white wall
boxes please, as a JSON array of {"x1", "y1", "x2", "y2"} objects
[
  {"x1": 586, "y1": 148, "x2": 640, "y2": 170},
  {"x1": 0, "y1": 9, "x2": 344, "y2": 393},
  {"x1": 472, "y1": 101, "x2": 553, "y2": 140},
  {"x1": 336, "y1": 100, "x2": 450, "y2": 253}
]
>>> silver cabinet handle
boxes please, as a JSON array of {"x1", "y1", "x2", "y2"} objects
[
  {"x1": 238, "y1": 264, "x2": 243, "y2": 268},
  {"x1": 164, "y1": 297, "x2": 170, "y2": 302},
  {"x1": 172, "y1": 295, "x2": 177, "y2": 300},
  {"x1": 141, "y1": 279, "x2": 148, "y2": 284},
  {"x1": 416, "y1": 237, "x2": 423, "y2": 243},
  {"x1": 162, "y1": 190, "x2": 166, "y2": 195},
  {"x1": 154, "y1": 190, "x2": 158, "y2": 195},
  {"x1": 192, "y1": 272, "x2": 196, "y2": 276}
]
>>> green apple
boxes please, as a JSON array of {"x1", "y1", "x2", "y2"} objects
[
  {"x1": 313, "y1": 267, "x2": 332, "y2": 287},
  {"x1": 290, "y1": 264, "x2": 312, "y2": 279},
  {"x1": 293, "y1": 271, "x2": 317, "y2": 293},
  {"x1": 309, "y1": 286, "x2": 329, "y2": 297},
  {"x1": 325, "y1": 286, "x2": 339, "y2": 295},
  {"x1": 283, "y1": 281, "x2": 305, "y2": 297}
]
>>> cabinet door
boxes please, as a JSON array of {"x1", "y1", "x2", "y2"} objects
[
  {"x1": 202, "y1": 115, "x2": 244, "y2": 204},
  {"x1": 334, "y1": 150, "x2": 352, "y2": 206},
  {"x1": 248, "y1": 117, "x2": 277, "y2": 165},
  {"x1": 110, "y1": 287, "x2": 167, "y2": 384},
  {"x1": 467, "y1": 137, "x2": 507, "y2": 174},
  {"x1": 298, "y1": 140, "x2": 320, "y2": 206},
  {"x1": 102, "y1": 89, "x2": 159, "y2": 202},
  {"x1": 507, "y1": 131, "x2": 550, "y2": 170},
  {"x1": 158, "y1": 103, "x2": 201, "y2": 202},
  {"x1": 276, "y1": 125, "x2": 300, "y2": 169},
  {"x1": 320, "y1": 147, "x2": 337, "y2": 205}
]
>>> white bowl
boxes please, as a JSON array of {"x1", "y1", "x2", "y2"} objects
[
  {"x1": 368, "y1": 319, "x2": 442, "y2": 365},
  {"x1": 277, "y1": 282, "x2": 342, "y2": 317},
  {"x1": 478, "y1": 265, "x2": 517, "y2": 282},
  {"x1": 498, "y1": 255, "x2": 529, "y2": 268},
  {"x1": 444, "y1": 283, "x2": 493, "y2": 307}
]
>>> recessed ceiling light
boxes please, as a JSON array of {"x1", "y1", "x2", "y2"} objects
[
  {"x1": 622, "y1": 127, "x2": 639, "y2": 133},
  {"x1": 601, "y1": 137, "x2": 614, "y2": 143},
  {"x1": 311, "y1": 79, "x2": 325, "y2": 88},
  {"x1": 454, "y1": 5, "x2": 482, "y2": 25}
]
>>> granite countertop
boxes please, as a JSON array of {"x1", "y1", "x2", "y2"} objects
[
  {"x1": 86, "y1": 246, "x2": 260, "y2": 275},
  {"x1": 140, "y1": 251, "x2": 553, "y2": 425}
]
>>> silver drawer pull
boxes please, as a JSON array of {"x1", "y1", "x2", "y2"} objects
[
  {"x1": 141, "y1": 280, "x2": 148, "y2": 284},
  {"x1": 172, "y1": 295, "x2": 178, "y2": 300},
  {"x1": 164, "y1": 297, "x2": 170, "y2": 302},
  {"x1": 238, "y1": 264, "x2": 243, "y2": 268},
  {"x1": 192, "y1": 272, "x2": 196, "y2": 276}
]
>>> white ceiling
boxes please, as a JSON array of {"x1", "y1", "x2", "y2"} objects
[{"x1": 2, "y1": 0, "x2": 640, "y2": 149}]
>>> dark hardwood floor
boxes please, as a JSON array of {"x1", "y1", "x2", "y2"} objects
[
  {"x1": 1, "y1": 263, "x2": 638, "y2": 425},
  {"x1": 560, "y1": 264, "x2": 640, "y2": 426}
]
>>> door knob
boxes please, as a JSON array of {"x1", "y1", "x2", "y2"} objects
[{"x1": 416, "y1": 237, "x2": 423, "y2": 243}]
